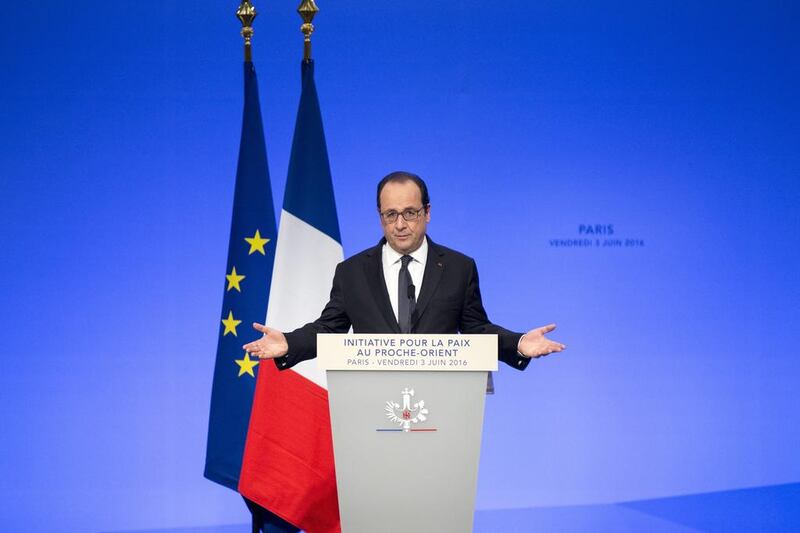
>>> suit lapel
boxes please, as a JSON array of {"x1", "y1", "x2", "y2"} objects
[
  {"x1": 363, "y1": 242, "x2": 401, "y2": 333},
  {"x1": 412, "y1": 238, "x2": 444, "y2": 329}
]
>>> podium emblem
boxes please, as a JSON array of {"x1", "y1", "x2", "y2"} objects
[{"x1": 385, "y1": 387, "x2": 429, "y2": 432}]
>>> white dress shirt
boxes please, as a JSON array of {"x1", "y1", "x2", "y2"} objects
[{"x1": 382, "y1": 236, "x2": 428, "y2": 323}]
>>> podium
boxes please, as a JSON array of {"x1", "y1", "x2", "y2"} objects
[{"x1": 318, "y1": 334, "x2": 498, "y2": 533}]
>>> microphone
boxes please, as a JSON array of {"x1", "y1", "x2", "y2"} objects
[{"x1": 408, "y1": 283, "x2": 416, "y2": 302}]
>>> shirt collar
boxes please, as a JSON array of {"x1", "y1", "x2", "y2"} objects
[{"x1": 384, "y1": 235, "x2": 428, "y2": 265}]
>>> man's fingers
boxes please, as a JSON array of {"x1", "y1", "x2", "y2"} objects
[
  {"x1": 252, "y1": 322, "x2": 269, "y2": 333},
  {"x1": 539, "y1": 323, "x2": 557, "y2": 334},
  {"x1": 243, "y1": 332, "x2": 288, "y2": 360},
  {"x1": 547, "y1": 341, "x2": 566, "y2": 353},
  {"x1": 242, "y1": 342, "x2": 259, "y2": 352},
  {"x1": 242, "y1": 344, "x2": 272, "y2": 358}
]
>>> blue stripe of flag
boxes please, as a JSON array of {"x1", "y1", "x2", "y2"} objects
[{"x1": 282, "y1": 60, "x2": 341, "y2": 245}]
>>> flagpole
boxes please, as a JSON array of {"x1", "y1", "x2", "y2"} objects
[
  {"x1": 297, "y1": 0, "x2": 319, "y2": 62},
  {"x1": 237, "y1": 0, "x2": 257, "y2": 61}
]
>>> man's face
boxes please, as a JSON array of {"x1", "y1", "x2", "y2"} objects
[{"x1": 379, "y1": 180, "x2": 430, "y2": 255}]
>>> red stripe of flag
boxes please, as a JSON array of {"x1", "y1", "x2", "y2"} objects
[{"x1": 239, "y1": 363, "x2": 340, "y2": 533}]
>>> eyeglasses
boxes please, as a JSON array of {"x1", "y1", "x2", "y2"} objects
[{"x1": 380, "y1": 206, "x2": 427, "y2": 224}]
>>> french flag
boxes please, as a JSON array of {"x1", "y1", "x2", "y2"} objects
[{"x1": 238, "y1": 59, "x2": 342, "y2": 533}]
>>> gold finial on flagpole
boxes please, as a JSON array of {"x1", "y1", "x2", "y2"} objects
[
  {"x1": 297, "y1": 0, "x2": 319, "y2": 62},
  {"x1": 237, "y1": 0, "x2": 258, "y2": 61}
]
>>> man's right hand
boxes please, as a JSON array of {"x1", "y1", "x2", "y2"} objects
[{"x1": 242, "y1": 323, "x2": 289, "y2": 359}]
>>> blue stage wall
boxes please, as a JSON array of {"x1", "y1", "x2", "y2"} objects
[{"x1": 1, "y1": 1, "x2": 798, "y2": 531}]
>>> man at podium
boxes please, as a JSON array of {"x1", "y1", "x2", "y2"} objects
[{"x1": 244, "y1": 171, "x2": 565, "y2": 368}]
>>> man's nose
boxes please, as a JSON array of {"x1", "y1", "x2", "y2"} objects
[{"x1": 394, "y1": 216, "x2": 408, "y2": 230}]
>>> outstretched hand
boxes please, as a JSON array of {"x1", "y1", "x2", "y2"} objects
[
  {"x1": 242, "y1": 323, "x2": 289, "y2": 359},
  {"x1": 518, "y1": 323, "x2": 566, "y2": 358}
]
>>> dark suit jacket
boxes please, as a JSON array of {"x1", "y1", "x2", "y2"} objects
[{"x1": 275, "y1": 237, "x2": 531, "y2": 371}]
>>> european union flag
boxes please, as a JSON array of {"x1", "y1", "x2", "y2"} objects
[{"x1": 204, "y1": 60, "x2": 277, "y2": 490}]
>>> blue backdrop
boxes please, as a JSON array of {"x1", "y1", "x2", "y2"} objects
[{"x1": 1, "y1": 1, "x2": 798, "y2": 531}]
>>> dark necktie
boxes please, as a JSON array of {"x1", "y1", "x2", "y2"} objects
[{"x1": 398, "y1": 255, "x2": 415, "y2": 333}]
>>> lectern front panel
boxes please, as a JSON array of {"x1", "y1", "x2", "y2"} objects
[{"x1": 327, "y1": 370, "x2": 488, "y2": 533}]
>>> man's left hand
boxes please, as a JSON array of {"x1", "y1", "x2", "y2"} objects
[{"x1": 518, "y1": 323, "x2": 566, "y2": 358}]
